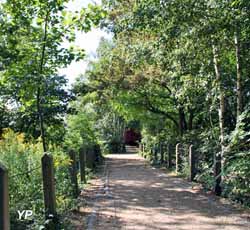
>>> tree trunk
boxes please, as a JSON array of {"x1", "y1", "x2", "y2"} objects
[
  {"x1": 178, "y1": 106, "x2": 187, "y2": 135},
  {"x1": 235, "y1": 31, "x2": 243, "y2": 120},
  {"x1": 37, "y1": 11, "x2": 49, "y2": 152},
  {"x1": 212, "y1": 43, "x2": 225, "y2": 194},
  {"x1": 188, "y1": 107, "x2": 194, "y2": 130},
  {"x1": 37, "y1": 88, "x2": 46, "y2": 152},
  {"x1": 212, "y1": 44, "x2": 225, "y2": 152}
]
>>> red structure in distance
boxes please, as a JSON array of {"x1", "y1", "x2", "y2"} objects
[{"x1": 123, "y1": 127, "x2": 141, "y2": 146}]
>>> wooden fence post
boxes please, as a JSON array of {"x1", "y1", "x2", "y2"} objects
[
  {"x1": 176, "y1": 143, "x2": 182, "y2": 174},
  {"x1": 160, "y1": 143, "x2": 164, "y2": 164},
  {"x1": 142, "y1": 143, "x2": 145, "y2": 158},
  {"x1": 0, "y1": 164, "x2": 9, "y2": 230},
  {"x1": 167, "y1": 144, "x2": 173, "y2": 169},
  {"x1": 79, "y1": 147, "x2": 86, "y2": 183},
  {"x1": 94, "y1": 144, "x2": 101, "y2": 163},
  {"x1": 189, "y1": 145, "x2": 196, "y2": 181},
  {"x1": 86, "y1": 146, "x2": 94, "y2": 169},
  {"x1": 69, "y1": 150, "x2": 79, "y2": 198},
  {"x1": 41, "y1": 154, "x2": 56, "y2": 219},
  {"x1": 148, "y1": 146, "x2": 152, "y2": 161},
  {"x1": 154, "y1": 144, "x2": 157, "y2": 162},
  {"x1": 214, "y1": 153, "x2": 222, "y2": 195},
  {"x1": 122, "y1": 142, "x2": 126, "y2": 153}
]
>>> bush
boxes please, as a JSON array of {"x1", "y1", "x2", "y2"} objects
[
  {"x1": 222, "y1": 106, "x2": 250, "y2": 205},
  {"x1": 0, "y1": 129, "x2": 74, "y2": 229},
  {"x1": 223, "y1": 154, "x2": 250, "y2": 204}
]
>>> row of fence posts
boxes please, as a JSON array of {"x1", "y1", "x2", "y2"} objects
[
  {"x1": 0, "y1": 145, "x2": 101, "y2": 230},
  {"x1": 139, "y1": 142, "x2": 175, "y2": 174},
  {"x1": 139, "y1": 142, "x2": 197, "y2": 181},
  {"x1": 140, "y1": 142, "x2": 221, "y2": 194}
]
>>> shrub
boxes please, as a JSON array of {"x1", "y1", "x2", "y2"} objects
[{"x1": 0, "y1": 129, "x2": 74, "y2": 229}]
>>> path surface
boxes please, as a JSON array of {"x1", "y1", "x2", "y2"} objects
[{"x1": 76, "y1": 152, "x2": 250, "y2": 230}]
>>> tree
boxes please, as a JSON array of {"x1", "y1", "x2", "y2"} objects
[
  {"x1": 0, "y1": 0, "x2": 105, "y2": 150},
  {"x1": 73, "y1": 0, "x2": 250, "y2": 200}
]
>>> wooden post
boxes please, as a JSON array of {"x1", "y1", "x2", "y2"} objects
[
  {"x1": 41, "y1": 154, "x2": 56, "y2": 219},
  {"x1": 160, "y1": 143, "x2": 164, "y2": 164},
  {"x1": 167, "y1": 144, "x2": 172, "y2": 169},
  {"x1": 0, "y1": 164, "x2": 9, "y2": 230},
  {"x1": 94, "y1": 144, "x2": 101, "y2": 163},
  {"x1": 189, "y1": 145, "x2": 196, "y2": 181},
  {"x1": 214, "y1": 153, "x2": 222, "y2": 195},
  {"x1": 79, "y1": 147, "x2": 86, "y2": 183},
  {"x1": 154, "y1": 144, "x2": 157, "y2": 162},
  {"x1": 86, "y1": 146, "x2": 94, "y2": 169},
  {"x1": 141, "y1": 143, "x2": 145, "y2": 158},
  {"x1": 69, "y1": 150, "x2": 79, "y2": 198},
  {"x1": 149, "y1": 145, "x2": 152, "y2": 160},
  {"x1": 93, "y1": 145, "x2": 98, "y2": 163},
  {"x1": 122, "y1": 143, "x2": 126, "y2": 153},
  {"x1": 176, "y1": 143, "x2": 181, "y2": 174}
]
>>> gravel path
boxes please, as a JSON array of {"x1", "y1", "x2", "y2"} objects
[{"x1": 79, "y1": 153, "x2": 250, "y2": 230}]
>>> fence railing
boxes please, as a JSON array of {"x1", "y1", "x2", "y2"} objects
[{"x1": 0, "y1": 144, "x2": 101, "y2": 230}]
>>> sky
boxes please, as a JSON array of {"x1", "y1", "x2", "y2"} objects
[{"x1": 58, "y1": 0, "x2": 111, "y2": 86}]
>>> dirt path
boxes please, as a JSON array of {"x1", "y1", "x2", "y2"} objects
[{"x1": 77, "y1": 153, "x2": 250, "y2": 230}]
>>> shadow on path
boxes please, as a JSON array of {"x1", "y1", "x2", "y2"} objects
[{"x1": 82, "y1": 153, "x2": 250, "y2": 230}]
